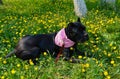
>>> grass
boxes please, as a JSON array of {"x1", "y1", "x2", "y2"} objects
[{"x1": 0, "y1": 0, "x2": 120, "y2": 79}]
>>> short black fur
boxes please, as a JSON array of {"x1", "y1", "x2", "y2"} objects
[{"x1": 6, "y1": 18, "x2": 89, "y2": 64}]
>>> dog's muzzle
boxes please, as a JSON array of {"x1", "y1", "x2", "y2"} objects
[{"x1": 80, "y1": 33, "x2": 89, "y2": 43}]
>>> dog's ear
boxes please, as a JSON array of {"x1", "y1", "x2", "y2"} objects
[
  {"x1": 68, "y1": 22, "x2": 74, "y2": 27},
  {"x1": 68, "y1": 22, "x2": 77, "y2": 33},
  {"x1": 77, "y1": 18, "x2": 81, "y2": 23}
]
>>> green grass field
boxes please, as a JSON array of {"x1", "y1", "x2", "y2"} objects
[{"x1": 0, "y1": 0, "x2": 120, "y2": 79}]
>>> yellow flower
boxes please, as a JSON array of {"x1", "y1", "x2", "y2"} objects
[
  {"x1": 11, "y1": 69, "x2": 16, "y2": 74},
  {"x1": 107, "y1": 75, "x2": 111, "y2": 79},
  {"x1": 69, "y1": 59, "x2": 72, "y2": 62},
  {"x1": 82, "y1": 68, "x2": 85, "y2": 73},
  {"x1": 36, "y1": 58, "x2": 39, "y2": 61},
  {"x1": 99, "y1": 63, "x2": 103, "y2": 67},
  {"x1": 4, "y1": 72, "x2": 8, "y2": 76},
  {"x1": 112, "y1": 46, "x2": 116, "y2": 50},
  {"x1": 109, "y1": 43, "x2": 112, "y2": 47},
  {"x1": 17, "y1": 64, "x2": 21, "y2": 67},
  {"x1": 0, "y1": 57, "x2": 2, "y2": 61},
  {"x1": 104, "y1": 71, "x2": 108, "y2": 76},
  {"x1": 83, "y1": 56, "x2": 87, "y2": 59},
  {"x1": 3, "y1": 60, "x2": 7, "y2": 64},
  {"x1": 34, "y1": 66, "x2": 38, "y2": 71},
  {"x1": 96, "y1": 37, "x2": 99, "y2": 40},
  {"x1": 113, "y1": 64, "x2": 117, "y2": 67},
  {"x1": 20, "y1": 76, "x2": 24, "y2": 79},
  {"x1": 1, "y1": 76, "x2": 5, "y2": 79},
  {"x1": 95, "y1": 47, "x2": 99, "y2": 51},
  {"x1": 24, "y1": 65, "x2": 29, "y2": 70},
  {"x1": 43, "y1": 52, "x2": 47, "y2": 56},
  {"x1": 70, "y1": 47, "x2": 74, "y2": 50},
  {"x1": 117, "y1": 56, "x2": 120, "y2": 59},
  {"x1": 29, "y1": 59, "x2": 34, "y2": 65},
  {"x1": 33, "y1": 32, "x2": 37, "y2": 34},
  {"x1": 85, "y1": 42, "x2": 88, "y2": 45},
  {"x1": 108, "y1": 53, "x2": 111, "y2": 57},
  {"x1": 96, "y1": 61, "x2": 98, "y2": 64},
  {"x1": 78, "y1": 55, "x2": 82, "y2": 59},
  {"x1": 85, "y1": 63, "x2": 90, "y2": 68},
  {"x1": 103, "y1": 50, "x2": 107, "y2": 55},
  {"x1": 91, "y1": 49, "x2": 95, "y2": 53},
  {"x1": 110, "y1": 60, "x2": 114, "y2": 64}
]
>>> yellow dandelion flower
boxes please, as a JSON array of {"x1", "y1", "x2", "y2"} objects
[
  {"x1": 20, "y1": 76, "x2": 24, "y2": 79},
  {"x1": 96, "y1": 61, "x2": 98, "y2": 64},
  {"x1": 0, "y1": 57, "x2": 2, "y2": 61},
  {"x1": 112, "y1": 46, "x2": 116, "y2": 50},
  {"x1": 3, "y1": 60, "x2": 7, "y2": 64},
  {"x1": 43, "y1": 52, "x2": 47, "y2": 56},
  {"x1": 104, "y1": 71, "x2": 108, "y2": 76},
  {"x1": 85, "y1": 63, "x2": 90, "y2": 68},
  {"x1": 36, "y1": 58, "x2": 39, "y2": 61},
  {"x1": 86, "y1": 21, "x2": 89, "y2": 25},
  {"x1": 110, "y1": 60, "x2": 114, "y2": 64},
  {"x1": 1, "y1": 76, "x2": 5, "y2": 79},
  {"x1": 11, "y1": 69, "x2": 16, "y2": 74},
  {"x1": 84, "y1": 42, "x2": 88, "y2": 45},
  {"x1": 82, "y1": 68, "x2": 85, "y2": 73},
  {"x1": 117, "y1": 56, "x2": 120, "y2": 59},
  {"x1": 95, "y1": 47, "x2": 99, "y2": 51},
  {"x1": 4, "y1": 72, "x2": 8, "y2": 76},
  {"x1": 113, "y1": 64, "x2": 117, "y2": 67},
  {"x1": 34, "y1": 66, "x2": 38, "y2": 71},
  {"x1": 103, "y1": 50, "x2": 107, "y2": 55},
  {"x1": 109, "y1": 43, "x2": 112, "y2": 47},
  {"x1": 91, "y1": 49, "x2": 95, "y2": 53},
  {"x1": 93, "y1": 45, "x2": 96, "y2": 48},
  {"x1": 17, "y1": 64, "x2": 21, "y2": 67},
  {"x1": 96, "y1": 37, "x2": 99, "y2": 40},
  {"x1": 78, "y1": 55, "x2": 82, "y2": 59},
  {"x1": 29, "y1": 59, "x2": 34, "y2": 65},
  {"x1": 83, "y1": 56, "x2": 87, "y2": 59},
  {"x1": 99, "y1": 63, "x2": 103, "y2": 67},
  {"x1": 90, "y1": 40, "x2": 94, "y2": 43},
  {"x1": 70, "y1": 47, "x2": 74, "y2": 50},
  {"x1": 24, "y1": 65, "x2": 29, "y2": 70},
  {"x1": 16, "y1": 32, "x2": 18, "y2": 34},
  {"x1": 108, "y1": 53, "x2": 111, "y2": 57},
  {"x1": 107, "y1": 75, "x2": 111, "y2": 79},
  {"x1": 33, "y1": 32, "x2": 37, "y2": 34},
  {"x1": 92, "y1": 58, "x2": 96, "y2": 60},
  {"x1": 69, "y1": 59, "x2": 72, "y2": 62}
]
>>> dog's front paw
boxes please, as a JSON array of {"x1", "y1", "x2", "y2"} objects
[
  {"x1": 63, "y1": 57, "x2": 80, "y2": 63},
  {"x1": 69, "y1": 58, "x2": 80, "y2": 63}
]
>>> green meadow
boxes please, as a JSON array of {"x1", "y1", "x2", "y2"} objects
[{"x1": 0, "y1": 0, "x2": 120, "y2": 79}]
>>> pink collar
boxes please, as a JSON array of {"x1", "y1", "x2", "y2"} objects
[{"x1": 55, "y1": 28, "x2": 75, "y2": 48}]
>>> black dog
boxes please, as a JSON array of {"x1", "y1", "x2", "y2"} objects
[{"x1": 6, "y1": 18, "x2": 89, "y2": 64}]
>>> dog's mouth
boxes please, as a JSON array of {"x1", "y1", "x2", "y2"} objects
[{"x1": 78, "y1": 36, "x2": 89, "y2": 43}]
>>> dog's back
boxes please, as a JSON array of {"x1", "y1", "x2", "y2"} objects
[{"x1": 14, "y1": 33, "x2": 59, "y2": 60}]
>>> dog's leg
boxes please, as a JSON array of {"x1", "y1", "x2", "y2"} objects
[
  {"x1": 62, "y1": 48, "x2": 80, "y2": 63},
  {"x1": 73, "y1": 44, "x2": 92, "y2": 58},
  {"x1": 73, "y1": 44, "x2": 86, "y2": 56},
  {"x1": 5, "y1": 49, "x2": 16, "y2": 58},
  {"x1": 18, "y1": 47, "x2": 40, "y2": 64}
]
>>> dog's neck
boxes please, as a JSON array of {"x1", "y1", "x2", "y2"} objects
[{"x1": 55, "y1": 28, "x2": 75, "y2": 48}]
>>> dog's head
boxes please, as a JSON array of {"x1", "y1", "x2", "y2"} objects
[{"x1": 65, "y1": 18, "x2": 89, "y2": 43}]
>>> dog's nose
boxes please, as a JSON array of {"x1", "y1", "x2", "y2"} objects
[
  {"x1": 84, "y1": 32, "x2": 89, "y2": 40},
  {"x1": 84, "y1": 33, "x2": 88, "y2": 37},
  {"x1": 84, "y1": 31, "x2": 88, "y2": 37}
]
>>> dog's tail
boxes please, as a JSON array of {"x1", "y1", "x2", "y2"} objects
[{"x1": 5, "y1": 49, "x2": 16, "y2": 58}]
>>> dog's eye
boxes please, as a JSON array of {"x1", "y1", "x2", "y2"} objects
[
  {"x1": 79, "y1": 26, "x2": 86, "y2": 31},
  {"x1": 83, "y1": 27, "x2": 86, "y2": 30}
]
